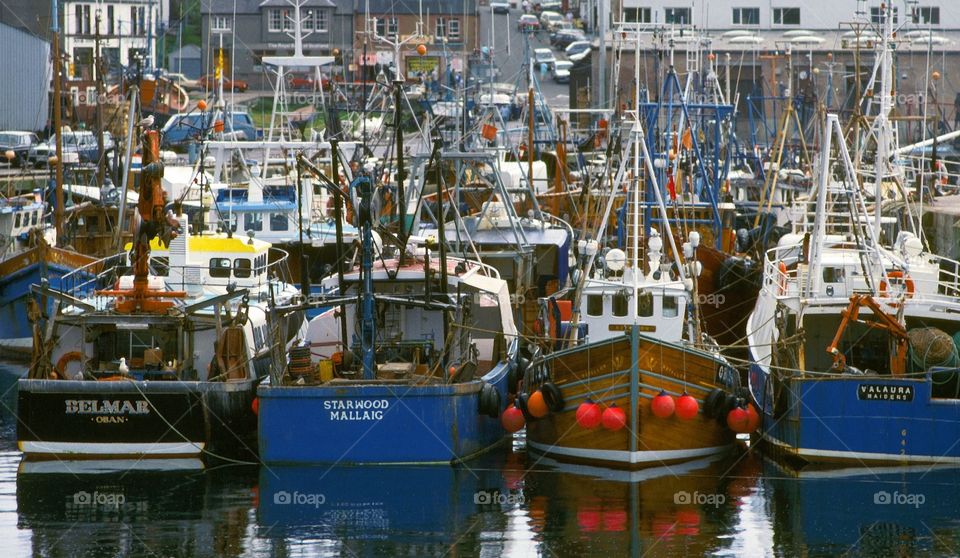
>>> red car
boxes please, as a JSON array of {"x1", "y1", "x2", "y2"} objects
[
  {"x1": 288, "y1": 73, "x2": 331, "y2": 91},
  {"x1": 518, "y1": 14, "x2": 540, "y2": 31},
  {"x1": 198, "y1": 74, "x2": 248, "y2": 92}
]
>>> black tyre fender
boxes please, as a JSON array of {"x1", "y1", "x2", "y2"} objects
[
  {"x1": 478, "y1": 382, "x2": 501, "y2": 418},
  {"x1": 703, "y1": 389, "x2": 726, "y2": 418},
  {"x1": 541, "y1": 381, "x2": 564, "y2": 412}
]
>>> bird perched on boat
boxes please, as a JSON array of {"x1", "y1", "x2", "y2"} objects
[
  {"x1": 137, "y1": 114, "x2": 155, "y2": 129},
  {"x1": 118, "y1": 357, "x2": 130, "y2": 376}
]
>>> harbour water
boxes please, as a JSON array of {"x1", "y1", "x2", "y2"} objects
[{"x1": 1, "y1": 362, "x2": 958, "y2": 557}]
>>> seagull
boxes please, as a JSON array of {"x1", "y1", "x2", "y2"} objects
[
  {"x1": 118, "y1": 357, "x2": 130, "y2": 375},
  {"x1": 138, "y1": 114, "x2": 155, "y2": 128}
]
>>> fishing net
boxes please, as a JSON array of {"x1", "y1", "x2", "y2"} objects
[{"x1": 908, "y1": 327, "x2": 959, "y2": 370}]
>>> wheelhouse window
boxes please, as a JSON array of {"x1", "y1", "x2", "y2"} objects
[
  {"x1": 152, "y1": 256, "x2": 169, "y2": 276},
  {"x1": 244, "y1": 212, "x2": 263, "y2": 232},
  {"x1": 586, "y1": 294, "x2": 603, "y2": 316},
  {"x1": 270, "y1": 213, "x2": 289, "y2": 231},
  {"x1": 823, "y1": 267, "x2": 845, "y2": 283},
  {"x1": 210, "y1": 258, "x2": 231, "y2": 278},
  {"x1": 638, "y1": 290, "x2": 654, "y2": 317},
  {"x1": 663, "y1": 296, "x2": 679, "y2": 318},
  {"x1": 234, "y1": 258, "x2": 252, "y2": 278},
  {"x1": 870, "y1": 6, "x2": 898, "y2": 24},
  {"x1": 612, "y1": 293, "x2": 629, "y2": 317}
]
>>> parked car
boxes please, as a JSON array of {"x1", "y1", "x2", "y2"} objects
[
  {"x1": 518, "y1": 14, "x2": 540, "y2": 31},
  {"x1": 0, "y1": 131, "x2": 40, "y2": 167},
  {"x1": 533, "y1": 48, "x2": 557, "y2": 70},
  {"x1": 552, "y1": 60, "x2": 574, "y2": 83},
  {"x1": 539, "y1": 10, "x2": 564, "y2": 31},
  {"x1": 28, "y1": 130, "x2": 115, "y2": 167},
  {"x1": 490, "y1": 1, "x2": 510, "y2": 13},
  {"x1": 164, "y1": 72, "x2": 201, "y2": 91},
  {"x1": 161, "y1": 111, "x2": 261, "y2": 150},
  {"x1": 197, "y1": 74, "x2": 248, "y2": 92},
  {"x1": 288, "y1": 72, "x2": 331, "y2": 91},
  {"x1": 565, "y1": 41, "x2": 592, "y2": 62},
  {"x1": 552, "y1": 28, "x2": 586, "y2": 49}
]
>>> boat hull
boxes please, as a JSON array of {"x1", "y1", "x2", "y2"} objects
[
  {"x1": 748, "y1": 359, "x2": 960, "y2": 465},
  {"x1": 526, "y1": 329, "x2": 739, "y2": 470},
  {"x1": 257, "y1": 365, "x2": 511, "y2": 464},
  {"x1": 0, "y1": 246, "x2": 95, "y2": 356},
  {"x1": 17, "y1": 378, "x2": 258, "y2": 459}
]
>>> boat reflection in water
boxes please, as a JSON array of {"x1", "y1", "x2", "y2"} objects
[
  {"x1": 15, "y1": 459, "x2": 257, "y2": 557},
  {"x1": 763, "y1": 459, "x2": 960, "y2": 557}
]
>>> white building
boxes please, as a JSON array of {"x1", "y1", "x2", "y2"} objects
[
  {"x1": 63, "y1": 0, "x2": 171, "y2": 80},
  {"x1": 617, "y1": 0, "x2": 959, "y2": 30}
]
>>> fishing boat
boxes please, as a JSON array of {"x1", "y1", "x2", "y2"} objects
[
  {"x1": 519, "y1": 112, "x2": 745, "y2": 469},
  {"x1": 17, "y1": 129, "x2": 305, "y2": 459},
  {"x1": 0, "y1": 193, "x2": 98, "y2": 357},
  {"x1": 745, "y1": 113, "x2": 960, "y2": 466},
  {"x1": 256, "y1": 147, "x2": 519, "y2": 465}
]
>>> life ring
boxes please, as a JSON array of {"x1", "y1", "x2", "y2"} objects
[
  {"x1": 879, "y1": 270, "x2": 915, "y2": 298},
  {"x1": 55, "y1": 351, "x2": 84, "y2": 379},
  {"x1": 541, "y1": 381, "x2": 565, "y2": 412},
  {"x1": 777, "y1": 261, "x2": 788, "y2": 295}
]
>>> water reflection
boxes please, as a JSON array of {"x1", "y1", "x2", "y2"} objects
[{"x1": 16, "y1": 459, "x2": 256, "y2": 557}]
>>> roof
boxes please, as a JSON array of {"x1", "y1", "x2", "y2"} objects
[
  {"x1": 357, "y1": 0, "x2": 478, "y2": 15},
  {"x1": 261, "y1": 0, "x2": 335, "y2": 6}
]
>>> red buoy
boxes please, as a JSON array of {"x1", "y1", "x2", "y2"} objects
[
  {"x1": 675, "y1": 393, "x2": 699, "y2": 420},
  {"x1": 726, "y1": 406, "x2": 750, "y2": 433},
  {"x1": 527, "y1": 390, "x2": 549, "y2": 418},
  {"x1": 745, "y1": 403, "x2": 761, "y2": 433},
  {"x1": 251, "y1": 397, "x2": 259, "y2": 415},
  {"x1": 501, "y1": 405, "x2": 526, "y2": 433},
  {"x1": 651, "y1": 391, "x2": 676, "y2": 418},
  {"x1": 575, "y1": 400, "x2": 602, "y2": 429},
  {"x1": 601, "y1": 405, "x2": 627, "y2": 431}
]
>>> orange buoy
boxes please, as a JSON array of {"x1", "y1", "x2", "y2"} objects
[
  {"x1": 197, "y1": 100, "x2": 207, "y2": 111},
  {"x1": 416, "y1": 44, "x2": 428, "y2": 56},
  {"x1": 527, "y1": 390, "x2": 549, "y2": 418}
]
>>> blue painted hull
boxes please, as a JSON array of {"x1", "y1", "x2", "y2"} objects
[
  {"x1": 748, "y1": 357, "x2": 960, "y2": 464},
  {"x1": 0, "y1": 259, "x2": 78, "y2": 343},
  {"x1": 257, "y1": 364, "x2": 511, "y2": 464}
]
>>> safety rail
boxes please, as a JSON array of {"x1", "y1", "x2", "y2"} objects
[
  {"x1": 51, "y1": 248, "x2": 294, "y2": 303},
  {"x1": 761, "y1": 241, "x2": 960, "y2": 304}
]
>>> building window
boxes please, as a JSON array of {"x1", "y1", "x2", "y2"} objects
[
  {"x1": 772, "y1": 7, "x2": 801, "y2": 25},
  {"x1": 388, "y1": 17, "x2": 398, "y2": 37},
  {"x1": 269, "y1": 9, "x2": 282, "y2": 32},
  {"x1": 912, "y1": 6, "x2": 940, "y2": 25},
  {"x1": 130, "y1": 7, "x2": 138, "y2": 35},
  {"x1": 448, "y1": 18, "x2": 460, "y2": 41},
  {"x1": 307, "y1": 9, "x2": 328, "y2": 32},
  {"x1": 733, "y1": 8, "x2": 760, "y2": 25},
  {"x1": 870, "y1": 6, "x2": 898, "y2": 24},
  {"x1": 212, "y1": 15, "x2": 230, "y2": 31},
  {"x1": 139, "y1": 7, "x2": 146, "y2": 34},
  {"x1": 435, "y1": 17, "x2": 446, "y2": 38},
  {"x1": 76, "y1": 4, "x2": 91, "y2": 35},
  {"x1": 624, "y1": 8, "x2": 652, "y2": 23},
  {"x1": 664, "y1": 8, "x2": 691, "y2": 24},
  {"x1": 107, "y1": 6, "x2": 114, "y2": 34}
]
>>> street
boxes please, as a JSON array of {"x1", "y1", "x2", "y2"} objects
[{"x1": 477, "y1": 6, "x2": 570, "y2": 109}]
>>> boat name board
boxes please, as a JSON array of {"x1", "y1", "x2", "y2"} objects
[
  {"x1": 323, "y1": 399, "x2": 390, "y2": 421},
  {"x1": 857, "y1": 384, "x2": 914, "y2": 402},
  {"x1": 65, "y1": 399, "x2": 151, "y2": 423},
  {"x1": 609, "y1": 324, "x2": 656, "y2": 332}
]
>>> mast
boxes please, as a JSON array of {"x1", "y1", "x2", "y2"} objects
[
  {"x1": 355, "y1": 170, "x2": 377, "y2": 380},
  {"x1": 51, "y1": 0, "x2": 64, "y2": 241},
  {"x1": 872, "y1": 2, "x2": 894, "y2": 241},
  {"x1": 95, "y1": 9, "x2": 105, "y2": 187}
]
